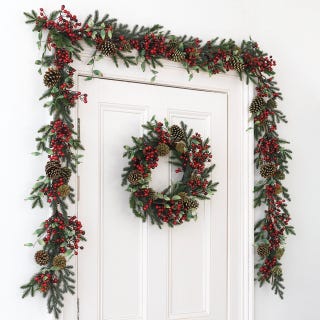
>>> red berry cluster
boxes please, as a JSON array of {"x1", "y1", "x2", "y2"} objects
[
  {"x1": 43, "y1": 212, "x2": 85, "y2": 255},
  {"x1": 155, "y1": 200, "x2": 187, "y2": 225},
  {"x1": 39, "y1": 6, "x2": 83, "y2": 44},
  {"x1": 254, "y1": 109, "x2": 275, "y2": 126},
  {"x1": 41, "y1": 177, "x2": 65, "y2": 203},
  {"x1": 187, "y1": 133, "x2": 212, "y2": 173},
  {"x1": 188, "y1": 177, "x2": 209, "y2": 196},
  {"x1": 243, "y1": 51, "x2": 276, "y2": 75},
  {"x1": 34, "y1": 271, "x2": 58, "y2": 293},
  {"x1": 256, "y1": 136, "x2": 280, "y2": 163},
  {"x1": 135, "y1": 33, "x2": 166, "y2": 60},
  {"x1": 212, "y1": 50, "x2": 229, "y2": 72},
  {"x1": 53, "y1": 48, "x2": 73, "y2": 69},
  {"x1": 155, "y1": 122, "x2": 170, "y2": 144},
  {"x1": 62, "y1": 89, "x2": 87, "y2": 106},
  {"x1": 49, "y1": 119, "x2": 72, "y2": 160},
  {"x1": 264, "y1": 186, "x2": 290, "y2": 248},
  {"x1": 184, "y1": 43, "x2": 201, "y2": 66},
  {"x1": 131, "y1": 157, "x2": 147, "y2": 177},
  {"x1": 259, "y1": 257, "x2": 277, "y2": 279},
  {"x1": 256, "y1": 79, "x2": 278, "y2": 98},
  {"x1": 143, "y1": 145, "x2": 159, "y2": 169},
  {"x1": 118, "y1": 35, "x2": 131, "y2": 51}
]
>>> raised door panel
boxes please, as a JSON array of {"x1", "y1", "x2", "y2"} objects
[{"x1": 77, "y1": 76, "x2": 230, "y2": 320}]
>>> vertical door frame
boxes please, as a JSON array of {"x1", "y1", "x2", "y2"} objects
[{"x1": 63, "y1": 48, "x2": 255, "y2": 320}]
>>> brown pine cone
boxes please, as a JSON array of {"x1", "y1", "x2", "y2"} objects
[
  {"x1": 43, "y1": 68, "x2": 60, "y2": 87},
  {"x1": 170, "y1": 49, "x2": 185, "y2": 62},
  {"x1": 60, "y1": 167, "x2": 72, "y2": 183},
  {"x1": 183, "y1": 198, "x2": 199, "y2": 211},
  {"x1": 57, "y1": 184, "x2": 70, "y2": 197},
  {"x1": 45, "y1": 160, "x2": 61, "y2": 179},
  {"x1": 267, "y1": 98, "x2": 277, "y2": 109},
  {"x1": 52, "y1": 255, "x2": 67, "y2": 269},
  {"x1": 256, "y1": 243, "x2": 270, "y2": 258},
  {"x1": 271, "y1": 265, "x2": 282, "y2": 276},
  {"x1": 230, "y1": 57, "x2": 245, "y2": 72},
  {"x1": 170, "y1": 125, "x2": 185, "y2": 142},
  {"x1": 249, "y1": 96, "x2": 265, "y2": 114},
  {"x1": 98, "y1": 40, "x2": 117, "y2": 56},
  {"x1": 275, "y1": 247, "x2": 285, "y2": 259},
  {"x1": 175, "y1": 141, "x2": 186, "y2": 153},
  {"x1": 127, "y1": 170, "x2": 142, "y2": 185},
  {"x1": 156, "y1": 143, "x2": 170, "y2": 156},
  {"x1": 260, "y1": 163, "x2": 277, "y2": 179},
  {"x1": 35, "y1": 250, "x2": 49, "y2": 266}
]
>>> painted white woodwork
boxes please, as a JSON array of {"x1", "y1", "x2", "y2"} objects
[
  {"x1": 72, "y1": 52, "x2": 254, "y2": 320},
  {"x1": 4, "y1": 2, "x2": 317, "y2": 320}
]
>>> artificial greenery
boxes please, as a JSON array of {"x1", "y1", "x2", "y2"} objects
[
  {"x1": 23, "y1": 5, "x2": 294, "y2": 317},
  {"x1": 122, "y1": 117, "x2": 217, "y2": 227}
]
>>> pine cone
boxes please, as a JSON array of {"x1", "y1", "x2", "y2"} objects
[
  {"x1": 271, "y1": 265, "x2": 282, "y2": 276},
  {"x1": 275, "y1": 171, "x2": 285, "y2": 180},
  {"x1": 170, "y1": 125, "x2": 185, "y2": 142},
  {"x1": 52, "y1": 255, "x2": 67, "y2": 269},
  {"x1": 35, "y1": 250, "x2": 49, "y2": 266},
  {"x1": 57, "y1": 184, "x2": 70, "y2": 197},
  {"x1": 230, "y1": 57, "x2": 245, "y2": 72},
  {"x1": 260, "y1": 163, "x2": 277, "y2": 178},
  {"x1": 275, "y1": 247, "x2": 285, "y2": 260},
  {"x1": 178, "y1": 192, "x2": 188, "y2": 200},
  {"x1": 249, "y1": 96, "x2": 265, "y2": 114},
  {"x1": 183, "y1": 198, "x2": 199, "y2": 211},
  {"x1": 175, "y1": 141, "x2": 186, "y2": 153},
  {"x1": 98, "y1": 40, "x2": 117, "y2": 56},
  {"x1": 257, "y1": 243, "x2": 270, "y2": 258},
  {"x1": 127, "y1": 170, "x2": 142, "y2": 185},
  {"x1": 60, "y1": 167, "x2": 72, "y2": 183},
  {"x1": 43, "y1": 68, "x2": 60, "y2": 87},
  {"x1": 156, "y1": 143, "x2": 170, "y2": 156},
  {"x1": 45, "y1": 160, "x2": 61, "y2": 179},
  {"x1": 168, "y1": 39, "x2": 179, "y2": 49},
  {"x1": 267, "y1": 98, "x2": 277, "y2": 109},
  {"x1": 122, "y1": 41, "x2": 132, "y2": 52},
  {"x1": 170, "y1": 49, "x2": 185, "y2": 62},
  {"x1": 275, "y1": 184, "x2": 283, "y2": 195}
]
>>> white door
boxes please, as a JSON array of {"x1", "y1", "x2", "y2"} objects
[{"x1": 75, "y1": 64, "x2": 253, "y2": 320}]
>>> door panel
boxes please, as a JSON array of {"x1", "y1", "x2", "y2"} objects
[{"x1": 77, "y1": 77, "x2": 230, "y2": 320}]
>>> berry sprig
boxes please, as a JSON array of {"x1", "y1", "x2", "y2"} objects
[{"x1": 40, "y1": 212, "x2": 86, "y2": 256}]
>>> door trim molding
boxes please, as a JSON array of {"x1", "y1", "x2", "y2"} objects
[{"x1": 64, "y1": 48, "x2": 255, "y2": 320}]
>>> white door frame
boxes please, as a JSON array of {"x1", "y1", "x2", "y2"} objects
[{"x1": 63, "y1": 48, "x2": 255, "y2": 320}]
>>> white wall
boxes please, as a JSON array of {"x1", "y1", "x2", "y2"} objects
[{"x1": 0, "y1": 0, "x2": 319, "y2": 319}]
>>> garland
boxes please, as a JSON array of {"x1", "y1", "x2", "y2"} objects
[
  {"x1": 22, "y1": 5, "x2": 294, "y2": 318},
  {"x1": 122, "y1": 117, "x2": 217, "y2": 227}
]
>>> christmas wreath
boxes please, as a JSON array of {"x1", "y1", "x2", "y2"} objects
[
  {"x1": 23, "y1": 5, "x2": 294, "y2": 318},
  {"x1": 122, "y1": 117, "x2": 217, "y2": 227}
]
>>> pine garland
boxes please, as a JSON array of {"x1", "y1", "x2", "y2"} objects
[{"x1": 23, "y1": 5, "x2": 294, "y2": 317}]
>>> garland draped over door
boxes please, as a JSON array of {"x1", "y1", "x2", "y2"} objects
[{"x1": 21, "y1": 5, "x2": 294, "y2": 318}]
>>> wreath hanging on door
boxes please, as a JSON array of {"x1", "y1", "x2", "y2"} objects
[
  {"x1": 121, "y1": 117, "x2": 217, "y2": 227},
  {"x1": 22, "y1": 5, "x2": 294, "y2": 318}
]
